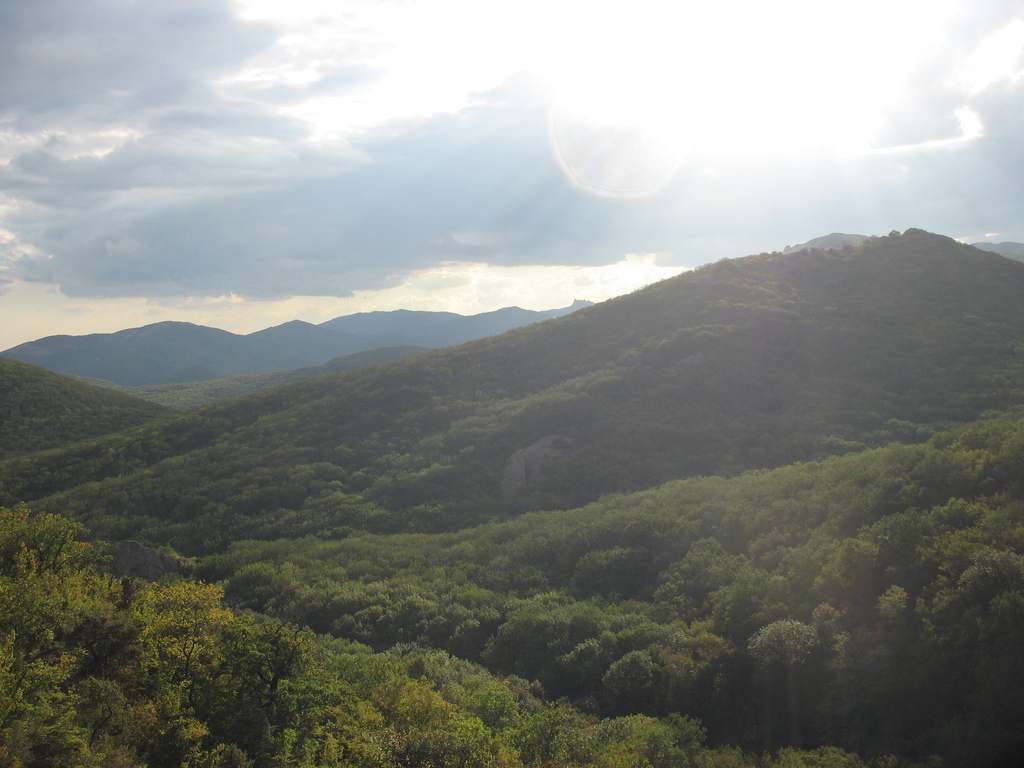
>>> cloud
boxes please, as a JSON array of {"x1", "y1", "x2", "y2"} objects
[
  {"x1": 1, "y1": 0, "x2": 1023, "y2": 315},
  {"x1": 4, "y1": 67, "x2": 668, "y2": 298},
  {"x1": 0, "y1": 2, "x2": 276, "y2": 134},
  {"x1": 872, "y1": 4, "x2": 1024, "y2": 150}
]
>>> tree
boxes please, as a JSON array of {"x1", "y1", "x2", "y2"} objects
[{"x1": 748, "y1": 620, "x2": 818, "y2": 749}]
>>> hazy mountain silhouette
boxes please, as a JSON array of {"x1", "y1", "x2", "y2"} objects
[
  {"x1": 972, "y1": 240, "x2": 1024, "y2": 261},
  {"x1": 1, "y1": 302, "x2": 591, "y2": 386}
]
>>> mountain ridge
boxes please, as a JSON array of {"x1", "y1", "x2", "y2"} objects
[
  {"x1": 0, "y1": 301, "x2": 592, "y2": 386},
  {"x1": 90, "y1": 345, "x2": 432, "y2": 409}
]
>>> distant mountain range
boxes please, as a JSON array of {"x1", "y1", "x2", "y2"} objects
[
  {"x1": 1, "y1": 301, "x2": 592, "y2": 386},
  {"x1": 971, "y1": 240, "x2": 1024, "y2": 260}
]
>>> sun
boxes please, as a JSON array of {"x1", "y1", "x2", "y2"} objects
[
  {"x1": 534, "y1": 0, "x2": 958, "y2": 198},
  {"x1": 229, "y1": 0, "x2": 975, "y2": 199}
]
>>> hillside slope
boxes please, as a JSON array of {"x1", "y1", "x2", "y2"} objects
[
  {"x1": 91, "y1": 345, "x2": 431, "y2": 409},
  {"x1": 2, "y1": 229, "x2": 1024, "y2": 552},
  {"x1": 0, "y1": 358, "x2": 172, "y2": 457}
]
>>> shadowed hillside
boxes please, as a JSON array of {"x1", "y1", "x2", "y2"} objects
[
  {"x1": 89, "y1": 345, "x2": 431, "y2": 409},
  {"x1": 195, "y1": 409, "x2": 1024, "y2": 768}
]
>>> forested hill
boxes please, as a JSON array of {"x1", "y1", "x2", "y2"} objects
[
  {"x1": 0, "y1": 357, "x2": 172, "y2": 457},
  {"x1": 3, "y1": 228, "x2": 1024, "y2": 553}
]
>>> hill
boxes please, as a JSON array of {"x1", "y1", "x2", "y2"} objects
[
  {"x1": 0, "y1": 302, "x2": 591, "y2": 386},
  {"x1": 7, "y1": 493, "x2": 969, "y2": 768},
  {"x1": 0, "y1": 357, "x2": 172, "y2": 458},
  {"x1": 90, "y1": 345, "x2": 431, "y2": 409},
  {"x1": 5, "y1": 404, "x2": 1024, "y2": 766},
  {"x1": 3, "y1": 229, "x2": 1024, "y2": 552}
]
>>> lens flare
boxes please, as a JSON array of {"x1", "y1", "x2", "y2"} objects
[{"x1": 548, "y1": 103, "x2": 684, "y2": 199}]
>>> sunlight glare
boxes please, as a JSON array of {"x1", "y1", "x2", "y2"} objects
[
  {"x1": 537, "y1": 0, "x2": 956, "y2": 197},
  {"x1": 959, "y1": 19, "x2": 1024, "y2": 92},
  {"x1": 232, "y1": 0, "x2": 963, "y2": 196}
]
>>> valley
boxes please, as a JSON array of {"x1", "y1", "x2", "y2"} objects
[{"x1": 3, "y1": 229, "x2": 1024, "y2": 767}]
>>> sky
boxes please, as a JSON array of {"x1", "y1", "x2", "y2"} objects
[{"x1": 1, "y1": 0, "x2": 1023, "y2": 350}]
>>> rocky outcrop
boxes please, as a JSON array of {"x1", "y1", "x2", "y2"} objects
[
  {"x1": 114, "y1": 540, "x2": 181, "y2": 581},
  {"x1": 500, "y1": 434, "x2": 574, "y2": 496}
]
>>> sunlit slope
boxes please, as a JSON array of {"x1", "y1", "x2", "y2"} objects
[
  {"x1": 3, "y1": 229, "x2": 1024, "y2": 551},
  {"x1": 0, "y1": 357, "x2": 173, "y2": 458}
]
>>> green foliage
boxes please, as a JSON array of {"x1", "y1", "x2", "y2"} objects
[
  {"x1": 3, "y1": 497, "x2": 954, "y2": 765},
  {"x1": 184, "y1": 412, "x2": 1024, "y2": 766},
  {"x1": 0, "y1": 357, "x2": 172, "y2": 458},
  {"x1": 0, "y1": 505, "x2": 740, "y2": 768}
]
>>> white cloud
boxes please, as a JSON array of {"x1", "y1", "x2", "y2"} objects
[{"x1": 958, "y1": 19, "x2": 1024, "y2": 92}]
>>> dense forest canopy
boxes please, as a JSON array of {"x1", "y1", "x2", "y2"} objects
[
  {"x1": 0, "y1": 357, "x2": 172, "y2": 458},
  {"x1": 3, "y1": 229, "x2": 1024, "y2": 766}
]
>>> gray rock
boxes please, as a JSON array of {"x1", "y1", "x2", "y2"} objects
[
  {"x1": 114, "y1": 540, "x2": 180, "y2": 581},
  {"x1": 500, "y1": 434, "x2": 574, "y2": 496}
]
